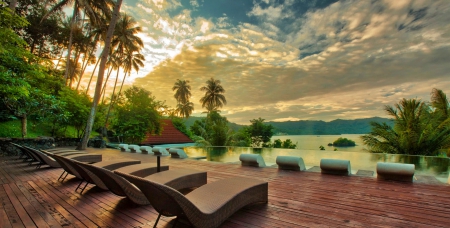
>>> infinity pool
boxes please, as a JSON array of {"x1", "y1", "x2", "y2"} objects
[{"x1": 183, "y1": 146, "x2": 450, "y2": 183}]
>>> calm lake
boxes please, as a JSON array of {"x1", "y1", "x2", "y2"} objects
[
  {"x1": 271, "y1": 134, "x2": 367, "y2": 152},
  {"x1": 183, "y1": 134, "x2": 450, "y2": 183}
]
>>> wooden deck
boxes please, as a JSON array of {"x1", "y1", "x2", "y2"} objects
[{"x1": 1, "y1": 147, "x2": 450, "y2": 227}]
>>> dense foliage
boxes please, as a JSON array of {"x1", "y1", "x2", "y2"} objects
[
  {"x1": 362, "y1": 89, "x2": 450, "y2": 156},
  {"x1": 273, "y1": 139, "x2": 297, "y2": 149},
  {"x1": 190, "y1": 115, "x2": 275, "y2": 148},
  {"x1": 333, "y1": 137, "x2": 356, "y2": 147},
  {"x1": 111, "y1": 86, "x2": 161, "y2": 144},
  {"x1": 244, "y1": 118, "x2": 274, "y2": 147}
]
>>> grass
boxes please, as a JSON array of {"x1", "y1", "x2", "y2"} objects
[{"x1": 0, "y1": 120, "x2": 98, "y2": 138}]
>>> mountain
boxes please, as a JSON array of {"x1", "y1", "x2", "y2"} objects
[
  {"x1": 184, "y1": 116, "x2": 393, "y2": 135},
  {"x1": 267, "y1": 117, "x2": 393, "y2": 135}
]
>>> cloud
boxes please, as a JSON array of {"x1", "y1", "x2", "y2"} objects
[{"x1": 119, "y1": 0, "x2": 450, "y2": 124}]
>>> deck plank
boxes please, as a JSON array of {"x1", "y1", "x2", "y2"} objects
[{"x1": 1, "y1": 148, "x2": 450, "y2": 227}]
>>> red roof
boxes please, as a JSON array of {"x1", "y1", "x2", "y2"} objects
[{"x1": 141, "y1": 119, "x2": 193, "y2": 145}]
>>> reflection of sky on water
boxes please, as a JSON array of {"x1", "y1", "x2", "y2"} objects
[
  {"x1": 184, "y1": 146, "x2": 449, "y2": 182},
  {"x1": 272, "y1": 134, "x2": 367, "y2": 152}
]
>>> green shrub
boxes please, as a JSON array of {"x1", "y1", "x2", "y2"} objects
[{"x1": 333, "y1": 137, "x2": 356, "y2": 147}]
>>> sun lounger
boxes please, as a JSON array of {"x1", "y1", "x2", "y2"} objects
[
  {"x1": 117, "y1": 173, "x2": 268, "y2": 228},
  {"x1": 47, "y1": 153, "x2": 102, "y2": 182},
  {"x1": 169, "y1": 148, "x2": 188, "y2": 158},
  {"x1": 10, "y1": 143, "x2": 30, "y2": 160},
  {"x1": 320, "y1": 158, "x2": 351, "y2": 175},
  {"x1": 276, "y1": 156, "x2": 306, "y2": 171},
  {"x1": 41, "y1": 149, "x2": 87, "y2": 155},
  {"x1": 23, "y1": 146, "x2": 61, "y2": 168},
  {"x1": 22, "y1": 146, "x2": 45, "y2": 167},
  {"x1": 65, "y1": 158, "x2": 141, "y2": 193},
  {"x1": 140, "y1": 146, "x2": 153, "y2": 154},
  {"x1": 43, "y1": 148, "x2": 75, "y2": 152},
  {"x1": 10, "y1": 143, "x2": 37, "y2": 164},
  {"x1": 119, "y1": 144, "x2": 129, "y2": 152},
  {"x1": 152, "y1": 147, "x2": 169, "y2": 156},
  {"x1": 128, "y1": 144, "x2": 141, "y2": 153},
  {"x1": 377, "y1": 162, "x2": 415, "y2": 182},
  {"x1": 239, "y1": 154, "x2": 266, "y2": 167}
]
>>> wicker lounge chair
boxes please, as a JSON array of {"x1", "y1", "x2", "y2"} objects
[
  {"x1": 59, "y1": 157, "x2": 141, "y2": 193},
  {"x1": 10, "y1": 143, "x2": 31, "y2": 160},
  {"x1": 48, "y1": 153, "x2": 102, "y2": 181},
  {"x1": 11, "y1": 144, "x2": 39, "y2": 165},
  {"x1": 116, "y1": 172, "x2": 268, "y2": 228},
  {"x1": 76, "y1": 163, "x2": 164, "y2": 205},
  {"x1": 40, "y1": 149, "x2": 87, "y2": 157},
  {"x1": 23, "y1": 146, "x2": 61, "y2": 168},
  {"x1": 140, "y1": 146, "x2": 153, "y2": 154},
  {"x1": 78, "y1": 162, "x2": 207, "y2": 205}
]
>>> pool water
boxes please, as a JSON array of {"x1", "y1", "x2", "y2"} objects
[{"x1": 184, "y1": 146, "x2": 450, "y2": 183}]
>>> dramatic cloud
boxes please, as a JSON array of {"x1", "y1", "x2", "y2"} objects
[{"x1": 102, "y1": 0, "x2": 450, "y2": 124}]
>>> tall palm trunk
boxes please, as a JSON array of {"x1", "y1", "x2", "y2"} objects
[
  {"x1": 104, "y1": 71, "x2": 121, "y2": 132},
  {"x1": 76, "y1": 17, "x2": 94, "y2": 91},
  {"x1": 117, "y1": 71, "x2": 129, "y2": 98},
  {"x1": 101, "y1": 67, "x2": 116, "y2": 104},
  {"x1": 84, "y1": 59, "x2": 100, "y2": 94},
  {"x1": 76, "y1": 51, "x2": 92, "y2": 90},
  {"x1": 64, "y1": 4, "x2": 78, "y2": 85},
  {"x1": 54, "y1": 49, "x2": 64, "y2": 70},
  {"x1": 69, "y1": 50, "x2": 81, "y2": 88},
  {"x1": 78, "y1": 0, "x2": 123, "y2": 150}
]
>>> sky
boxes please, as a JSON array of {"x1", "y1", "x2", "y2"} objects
[{"x1": 81, "y1": 0, "x2": 450, "y2": 125}]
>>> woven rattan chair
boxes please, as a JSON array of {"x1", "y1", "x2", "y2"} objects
[
  {"x1": 62, "y1": 158, "x2": 141, "y2": 193},
  {"x1": 10, "y1": 143, "x2": 31, "y2": 160},
  {"x1": 40, "y1": 149, "x2": 87, "y2": 156},
  {"x1": 48, "y1": 153, "x2": 102, "y2": 185},
  {"x1": 11, "y1": 144, "x2": 38, "y2": 164},
  {"x1": 75, "y1": 162, "x2": 167, "y2": 205},
  {"x1": 116, "y1": 172, "x2": 268, "y2": 228},
  {"x1": 23, "y1": 146, "x2": 61, "y2": 168}
]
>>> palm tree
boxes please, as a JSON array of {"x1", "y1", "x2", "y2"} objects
[
  {"x1": 78, "y1": 0, "x2": 123, "y2": 150},
  {"x1": 362, "y1": 95, "x2": 450, "y2": 155},
  {"x1": 173, "y1": 79, "x2": 192, "y2": 104},
  {"x1": 61, "y1": 59, "x2": 82, "y2": 88},
  {"x1": 101, "y1": 13, "x2": 143, "y2": 102},
  {"x1": 42, "y1": 0, "x2": 113, "y2": 84},
  {"x1": 200, "y1": 78, "x2": 227, "y2": 112},
  {"x1": 203, "y1": 103, "x2": 220, "y2": 113},
  {"x1": 176, "y1": 101, "x2": 194, "y2": 118},
  {"x1": 431, "y1": 88, "x2": 449, "y2": 120},
  {"x1": 111, "y1": 13, "x2": 143, "y2": 53},
  {"x1": 103, "y1": 49, "x2": 144, "y2": 131}
]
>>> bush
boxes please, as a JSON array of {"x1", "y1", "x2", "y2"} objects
[{"x1": 333, "y1": 137, "x2": 356, "y2": 147}]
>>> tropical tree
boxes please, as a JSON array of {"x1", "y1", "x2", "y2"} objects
[
  {"x1": 111, "y1": 86, "x2": 161, "y2": 143},
  {"x1": 176, "y1": 101, "x2": 194, "y2": 118},
  {"x1": 61, "y1": 58, "x2": 82, "y2": 87},
  {"x1": 190, "y1": 111, "x2": 232, "y2": 146},
  {"x1": 244, "y1": 118, "x2": 274, "y2": 147},
  {"x1": 78, "y1": 0, "x2": 123, "y2": 150},
  {"x1": 42, "y1": 0, "x2": 113, "y2": 84},
  {"x1": 0, "y1": 5, "x2": 58, "y2": 137},
  {"x1": 173, "y1": 79, "x2": 191, "y2": 104},
  {"x1": 200, "y1": 77, "x2": 227, "y2": 112},
  {"x1": 362, "y1": 92, "x2": 450, "y2": 155},
  {"x1": 431, "y1": 88, "x2": 449, "y2": 121}
]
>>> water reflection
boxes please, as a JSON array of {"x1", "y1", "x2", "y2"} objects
[{"x1": 184, "y1": 146, "x2": 449, "y2": 181}]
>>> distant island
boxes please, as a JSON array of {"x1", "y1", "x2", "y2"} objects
[
  {"x1": 332, "y1": 137, "x2": 356, "y2": 147},
  {"x1": 184, "y1": 117, "x2": 393, "y2": 135}
]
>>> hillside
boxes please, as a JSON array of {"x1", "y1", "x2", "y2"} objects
[
  {"x1": 184, "y1": 116, "x2": 393, "y2": 135},
  {"x1": 268, "y1": 117, "x2": 393, "y2": 135}
]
